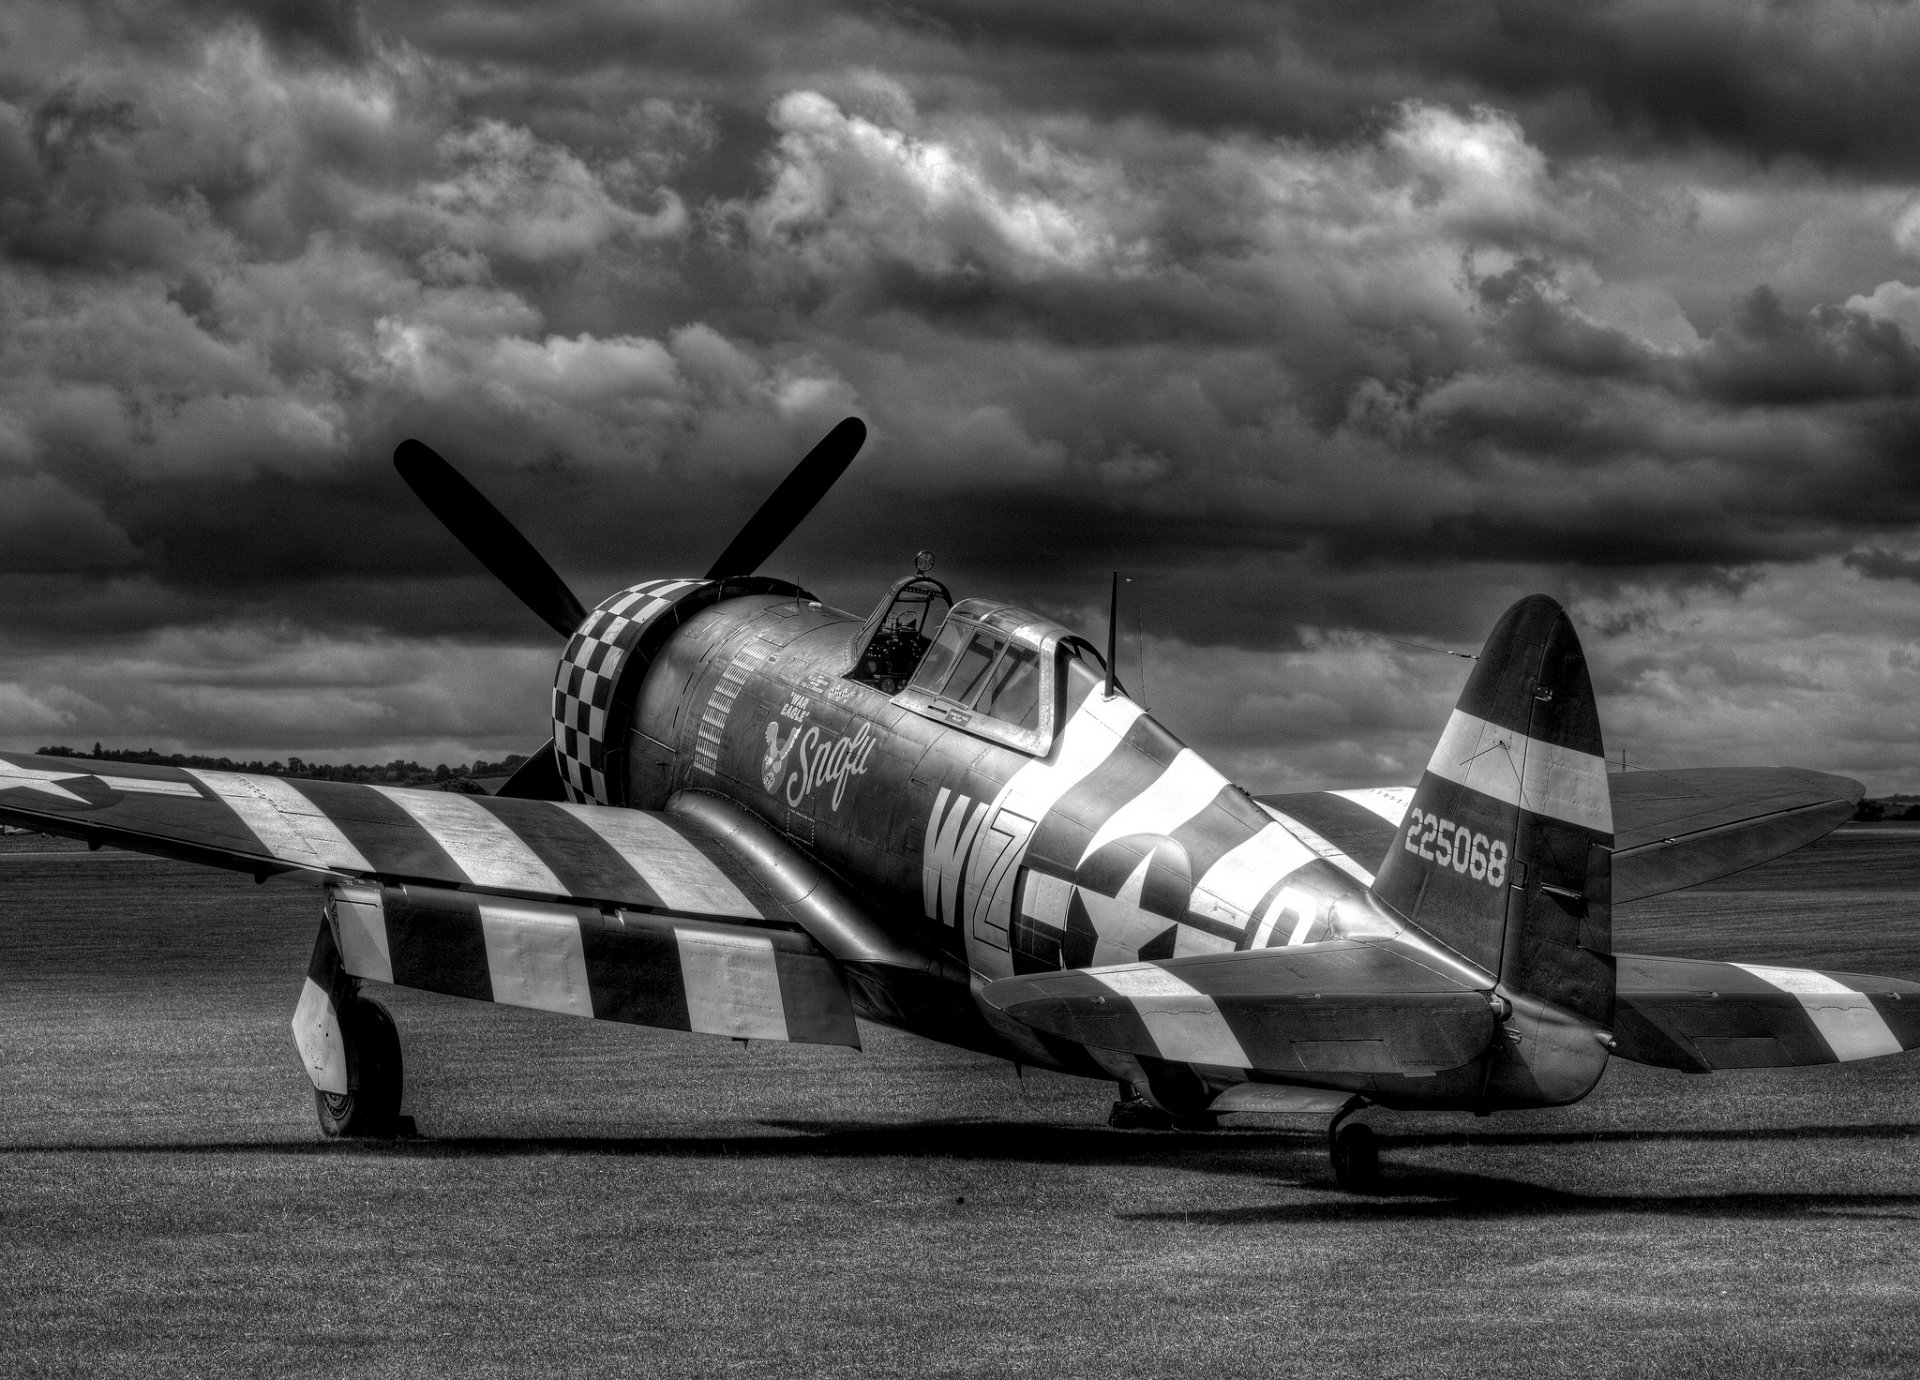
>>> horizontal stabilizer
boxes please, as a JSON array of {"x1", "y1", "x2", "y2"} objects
[
  {"x1": 1608, "y1": 767, "x2": 1863, "y2": 902},
  {"x1": 1255, "y1": 766, "x2": 1863, "y2": 904},
  {"x1": 978, "y1": 939, "x2": 1494, "y2": 1076},
  {"x1": 1612, "y1": 953, "x2": 1920, "y2": 1070}
]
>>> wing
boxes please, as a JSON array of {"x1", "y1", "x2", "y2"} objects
[
  {"x1": 1255, "y1": 766, "x2": 1863, "y2": 903},
  {"x1": 0, "y1": 751, "x2": 864, "y2": 1049},
  {"x1": 979, "y1": 938, "x2": 1494, "y2": 1077},
  {"x1": 0, "y1": 750, "x2": 773, "y2": 911},
  {"x1": 1612, "y1": 953, "x2": 1920, "y2": 1070}
]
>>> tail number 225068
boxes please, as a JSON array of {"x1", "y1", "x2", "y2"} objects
[{"x1": 1405, "y1": 807, "x2": 1508, "y2": 887}]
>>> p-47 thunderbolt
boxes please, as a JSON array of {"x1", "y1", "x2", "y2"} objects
[{"x1": 0, "y1": 419, "x2": 1907, "y2": 1188}]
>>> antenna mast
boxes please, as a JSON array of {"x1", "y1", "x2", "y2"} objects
[{"x1": 1104, "y1": 570, "x2": 1119, "y2": 701}]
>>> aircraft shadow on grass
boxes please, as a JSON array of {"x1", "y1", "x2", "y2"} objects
[
  {"x1": 12, "y1": 1115, "x2": 1918, "y2": 1165},
  {"x1": 1119, "y1": 1176, "x2": 1920, "y2": 1225},
  {"x1": 11, "y1": 1121, "x2": 1918, "y2": 1222}
]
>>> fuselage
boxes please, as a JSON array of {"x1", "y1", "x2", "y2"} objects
[{"x1": 614, "y1": 588, "x2": 1459, "y2": 1093}]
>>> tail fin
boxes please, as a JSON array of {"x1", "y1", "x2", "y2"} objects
[{"x1": 1372, "y1": 595, "x2": 1614, "y2": 1030}]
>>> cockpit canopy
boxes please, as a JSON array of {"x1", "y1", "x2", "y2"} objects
[{"x1": 891, "y1": 598, "x2": 1103, "y2": 756}]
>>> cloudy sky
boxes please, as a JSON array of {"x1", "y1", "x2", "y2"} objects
[{"x1": 6, "y1": 0, "x2": 1920, "y2": 791}]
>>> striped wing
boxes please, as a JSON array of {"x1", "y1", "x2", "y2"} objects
[
  {"x1": 313, "y1": 886, "x2": 858, "y2": 1050},
  {"x1": 1612, "y1": 953, "x2": 1920, "y2": 1070},
  {"x1": 0, "y1": 751, "x2": 773, "y2": 918},
  {"x1": 979, "y1": 939, "x2": 1494, "y2": 1076}
]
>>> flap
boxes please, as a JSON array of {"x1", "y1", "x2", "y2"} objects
[
  {"x1": 0, "y1": 751, "x2": 775, "y2": 919},
  {"x1": 979, "y1": 939, "x2": 1494, "y2": 1076},
  {"x1": 1613, "y1": 952, "x2": 1920, "y2": 1070}
]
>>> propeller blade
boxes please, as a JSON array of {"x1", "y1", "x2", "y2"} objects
[
  {"x1": 394, "y1": 439, "x2": 588, "y2": 640},
  {"x1": 704, "y1": 417, "x2": 867, "y2": 580}
]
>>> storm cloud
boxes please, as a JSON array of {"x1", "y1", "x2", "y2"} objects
[{"x1": 4, "y1": 0, "x2": 1920, "y2": 789}]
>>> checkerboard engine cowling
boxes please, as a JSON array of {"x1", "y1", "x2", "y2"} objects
[{"x1": 551, "y1": 578, "x2": 710, "y2": 805}]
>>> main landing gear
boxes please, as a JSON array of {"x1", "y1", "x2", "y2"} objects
[
  {"x1": 1328, "y1": 1096, "x2": 1378, "y2": 1191},
  {"x1": 313, "y1": 993, "x2": 404, "y2": 1138},
  {"x1": 291, "y1": 915, "x2": 408, "y2": 1139}
]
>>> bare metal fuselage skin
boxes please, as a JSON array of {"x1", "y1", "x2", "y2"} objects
[{"x1": 615, "y1": 591, "x2": 1546, "y2": 1113}]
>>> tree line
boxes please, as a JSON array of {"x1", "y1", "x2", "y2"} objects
[{"x1": 37, "y1": 744, "x2": 528, "y2": 790}]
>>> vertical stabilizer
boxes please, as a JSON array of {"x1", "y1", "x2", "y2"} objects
[{"x1": 1371, "y1": 595, "x2": 1615, "y2": 1031}]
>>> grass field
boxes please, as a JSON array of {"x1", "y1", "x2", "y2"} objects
[{"x1": 4, "y1": 828, "x2": 1919, "y2": 1378}]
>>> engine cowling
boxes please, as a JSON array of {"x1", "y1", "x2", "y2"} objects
[{"x1": 550, "y1": 576, "x2": 809, "y2": 805}]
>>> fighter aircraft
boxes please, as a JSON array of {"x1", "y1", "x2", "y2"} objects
[{"x1": 0, "y1": 417, "x2": 1910, "y2": 1189}]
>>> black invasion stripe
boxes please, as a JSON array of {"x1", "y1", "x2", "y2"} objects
[
  {"x1": 475, "y1": 796, "x2": 668, "y2": 910},
  {"x1": 1453, "y1": 595, "x2": 1603, "y2": 756},
  {"x1": 306, "y1": 916, "x2": 341, "y2": 986},
  {"x1": 1255, "y1": 792, "x2": 1399, "y2": 873},
  {"x1": 1167, "y1": 787, "x2": 1268, "y2": 887},
  {"x1": 579, "y1": 912, "x2": 691, "y2": 1029},
  {"x1": 381, "y1": 886, "x2": 492, "y2": 1001},
  {"x1": 769, "y1": 946, "x2": 860, "y2": 1045},
  {"x1": 1027, "y1": 714, "x2": 1185, "y2": 874},
  {"x1": 292, "y1": 779, "x2": 467, "y2": 884}
]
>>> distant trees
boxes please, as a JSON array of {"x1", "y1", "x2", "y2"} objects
[
  {"x1": 36, "y1": 745, "x2": 529, "y2": 789},
  {"x1": 1855, "y1": 799, "x2": 1920, "y2": 821}
]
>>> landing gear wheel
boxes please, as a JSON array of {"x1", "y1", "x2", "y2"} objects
[
  {"x1": 1330, "y1": 1123, "x2": 1378, "y2": 1192},
  {"x1": 314, "y1": 996, "x2": 403, "y2": 1139}
]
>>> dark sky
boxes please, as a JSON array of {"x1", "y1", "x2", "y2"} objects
[{"x1": 6, "y1": 0, "x2": 1920, "y2": 790}]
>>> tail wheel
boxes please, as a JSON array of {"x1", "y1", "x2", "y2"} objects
[
  {"x1": 1330, "y1": 1122, "x2": 1379, "y2": 1191},
  {"x1": 314, "y1": 996, "x2": 403, "y2": 1139}
]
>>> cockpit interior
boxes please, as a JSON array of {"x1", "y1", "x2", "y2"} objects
[{"x1": 846, "y1": 562, "x2": 1112, "y2": 756}]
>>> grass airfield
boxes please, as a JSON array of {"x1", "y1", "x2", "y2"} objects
[{"x1": 4, "y1": 828, "x2": 1919, "y2": 1378}]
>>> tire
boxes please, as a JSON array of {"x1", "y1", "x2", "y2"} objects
[
  {"x1": 1331, "y1": 1122, "x2": 1379, "y2": 1191},
  {"x1": 314, "y1": 996, "x2": 403, "y2": 1139}
]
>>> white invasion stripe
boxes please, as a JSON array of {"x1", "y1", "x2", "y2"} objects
[
  {"x1": 290, "y1": 976, "x2": 347, "y2": 1095},
  {"x1": 1249, "y1": 890, "x2": 1287, "y2": 950},
  {"x1": 479, "y1": 902, "x2": 595, "y2": 1019},
  {"x1": 992, "y1": 690, "x2": 1145, "y2": 840},
  {"x1": 186, "y1": 771, "x2": 374, "y2": 874},
  {"x1": 1733, "y1": 963, "x2": 1903, "y2": 1062},
  {"x1": 96, "y1": 775, "x2": 201, "y2": 797},
  {"x1": 330, "y1": 886, "x2": 393, "y2": 984},
  {"x1": 1425, "y1": 710, "x2": 1611, "y2": 834},
  {"x1": 369, "y1": 787, "x2": 564, "y2": 895},
  {"x1": 675, "y1": 927, "x2": 788, "y2": 1040},
  {"x1": 1191, "y1": 822, "x2": 1320, "y2": 930},
  {"x1": 1284, "y1": 890, "x2": 1321, "y2": 946},
  {"x1": 560, "y1": 805, "x2": 760, "y2": 917},
  {"x1": 1257, "y1": 803, "x2": 1376, "y2": 886},
  {"x1": 1331, "y1": 787, "x2": 1413, "y2": 827},
  {"x1": 1078, "y1": 749, "x2": 1226, "y2": 865},
  {"x1": 1089, "y1": 963, "x2": 1250, "y2": 1068}
]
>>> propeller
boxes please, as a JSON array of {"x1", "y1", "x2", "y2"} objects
[
  {"x1": 395, "y1": 417, "x2": 866, "y2": 637},
  {"x1": 703, "y1": 417, "x2": 867, "y2": 580},
  {"x1": 395, "y1": 439, "x2": 588, "y2": 639}
]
